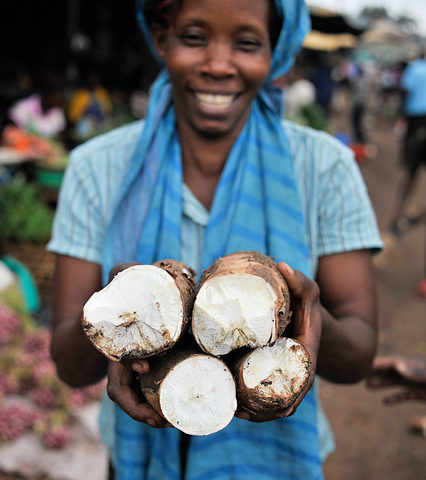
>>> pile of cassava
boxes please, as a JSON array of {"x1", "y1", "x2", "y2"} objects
[{"x1": 83, "y1": 251, "x2": 311, "y2": 436}]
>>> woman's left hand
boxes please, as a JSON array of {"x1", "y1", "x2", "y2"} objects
[
  {"x1": 235, "y1": 262, "x2": 322, "y2": 422},
  {"x1": 107, "y1": 359, "x2": 172, "y2": 428}
]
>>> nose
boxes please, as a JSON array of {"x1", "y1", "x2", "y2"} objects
[{"x1": 201, "y1": 43, "x2": 236, "y2": 79}]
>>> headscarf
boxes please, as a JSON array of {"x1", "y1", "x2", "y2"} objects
[{"x1": 104, "y1": 1, "x2": 322, "y2": 479}]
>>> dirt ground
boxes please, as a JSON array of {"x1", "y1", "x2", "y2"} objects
[{"x1": 1, "y1": 90, "x2": 425, "y2": 480}]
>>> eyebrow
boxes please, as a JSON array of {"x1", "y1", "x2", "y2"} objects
[{"x1": 177, "y1": 17, "x2": 267, "y2": 38}]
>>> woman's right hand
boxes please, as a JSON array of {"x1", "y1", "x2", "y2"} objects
[{"x1": 106, "y1": 359, "x2": 171, "y2": 428}]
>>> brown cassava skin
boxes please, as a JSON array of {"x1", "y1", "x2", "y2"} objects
[
  {"x1": 152, "y1": 259, "x2": 197, "y2": 332},
  {"x1": 228, "y1": 339, "x2": 311, "y2": 414},
  {"x1": 82, "y1": 260, "x2": 197, "y2": 362},
  {"x1": 197, "y1": 251, "x2": 291, "y2": 340}
]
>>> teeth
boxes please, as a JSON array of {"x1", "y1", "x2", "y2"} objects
[{"x1": 195, "y1": 92, "x2": 234, "y2": 108}]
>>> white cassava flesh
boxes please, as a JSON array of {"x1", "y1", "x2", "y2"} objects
[
  {"x1": 234, "y1": 337, "x2": 311, "y2": 413},
  {"x1": 140, "y1": 349, "x2": 237, "y2": 436},
  {"x1": 82, "y1": 261, "x2": 195, "y2": 361},
  {"x1": 192, "y1": 251, "x2": 291, "y2": 356}
]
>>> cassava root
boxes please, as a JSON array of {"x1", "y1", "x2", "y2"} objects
[
  {"x1": 139, "y1": 339, "x2": 237, "y2": 436},
  {"x1": 82, "y1": 260, "x2": 196, "y2": 361},
  {"x1": 229, "y1": 337, "x2": 311, "y2": 414},
  {"x1": 192, "y1": 251, "x2": 291, "y2": 356}
]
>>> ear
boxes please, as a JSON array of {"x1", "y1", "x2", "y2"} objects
[{"x1": 150, "y1": 26, "x2": 168, "y2": 61}]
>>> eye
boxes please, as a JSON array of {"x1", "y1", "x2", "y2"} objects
[
  {"x1": 235, "y1": 36, "x2": 262, "y2": 52},
  {"x1": 179, "y1": 29, "x2": 206, "y2": 47}
]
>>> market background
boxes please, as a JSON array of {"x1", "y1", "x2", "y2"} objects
[{"x1": 0, "y1": 1, "x2": 425, "y2": 479}]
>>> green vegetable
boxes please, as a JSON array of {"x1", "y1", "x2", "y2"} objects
[{"x1": 0, "y1": 175, "x2": 54, "y2": 244}]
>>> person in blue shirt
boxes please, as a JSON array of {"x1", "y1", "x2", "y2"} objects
[
  {"x1": 386, "y1": 51, "x2": 426, "y2": 238},
  {"x1": 48, "y1": 1, "x2": 382, "y2": 478},
  {"x1": 375, "y1": 51, "x2": 426, "y2": 292}
]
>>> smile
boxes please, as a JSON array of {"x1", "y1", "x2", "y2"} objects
[{"x1": 194, "y1": 92, "x2": 238, "y2": 112}]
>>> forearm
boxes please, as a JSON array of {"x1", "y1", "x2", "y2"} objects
[
  {"x1": 50, "y1": 255, "x2": 106, "y2": 388},
  {"x1": 51, "y1": 315, "x2": 108, "y2": 388},
  {"x1": 317, "y1": 306, "x2": 377, "y2": 383}
]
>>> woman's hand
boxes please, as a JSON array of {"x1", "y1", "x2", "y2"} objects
[
  {"x1": 235, "y1": 262, "x2": 322, "y2": 422},
  {"x1": 107, "y1": 359, "x2": 171, "y2": 427},
  {"x1": 366, "y1": 355, "x2": 426, "y2": 404}
]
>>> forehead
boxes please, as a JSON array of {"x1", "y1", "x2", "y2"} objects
[{"x1": 176, "y1": 0, "x2": 270, "y2": 30}]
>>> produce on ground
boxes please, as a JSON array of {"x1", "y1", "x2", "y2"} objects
[
  {"x1": 0, "y1": 174, "x2": 54, "y2": 244},
  {"x1": 192, "y1": 251, "x2": 291, "y2": 356},
  {"x1": 0, "y1": 301, "x2": 105, "y2": 449},
  {"x1": 82, "y1": 260, "x2": 196, "y2": 361},
  {"x1": 140, "y1": 339, "x2": 237, "y2": 436}
]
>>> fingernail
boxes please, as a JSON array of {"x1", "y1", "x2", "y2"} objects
[
  {"x1": 284, "y1": 263, "x2": 294, "y2": 275},
  {"x1": 147, "y1": 419, "x2": 156, "y2": 427},
  {"x1": 132, "y1": 362, "x2": 148, "y2": 374}
]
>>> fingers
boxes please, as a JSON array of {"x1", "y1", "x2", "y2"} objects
[
  {"x1": 276, "y1": 262, "x2": 321, "y2": 367},
  {"x1": 277, "y1": 262, "x2": 318, "y2": 300},
  {"x1": 368, "y1": 356, "x2": 426, "y2": 387},
  {"x1": 235, "y1": 405, "x2": 295, "y2": 423},
  {"x1": 371, "y1": 356, "x2": 400, "y2": 370},
  {"x1": 234, "y1": 384, "x2": 312, "y2": 423},
  {"x1": 381, "y1": 388, "x2": 423, "y2": 405},
  {"x1": 366, "y1": 372, "x2": 399, "y2": 389},
  {"x1": 234, "y1": 408, "x2": 251, "y2": 420},
  {"x1": 394, "y1": 358, "x2": 426, "y2": 384},
  {"x1": 122, "y1": 359, "x2": 150, "y2": 375},
  {"x1": 107, "y1": 361, "x2": 170, "y2": 428}
]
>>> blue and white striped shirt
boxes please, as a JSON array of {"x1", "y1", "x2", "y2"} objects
[{"x1": 48, "y1": 119, "x2": 381, "y2": 274}]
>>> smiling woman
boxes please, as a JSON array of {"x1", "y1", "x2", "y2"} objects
[{"x1": 47, "y1": 0, "x2": 383, "y2": 479}]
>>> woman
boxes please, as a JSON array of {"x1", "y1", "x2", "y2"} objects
[{"x1": 48, "y1": 0, "x2": 382, "y2": 478}]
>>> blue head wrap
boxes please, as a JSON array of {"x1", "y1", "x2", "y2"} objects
[{"x1": 104, "y1": 2, "x2": 321, "y2": 479}]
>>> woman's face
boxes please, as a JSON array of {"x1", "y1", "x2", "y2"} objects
[{"x1": 152, "y1": 0, "x2": 272, "y2": 138}]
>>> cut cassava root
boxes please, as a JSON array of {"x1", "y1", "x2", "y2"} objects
[
  {"x1": 192, "y1": 251, "x2": 291, "y2": 356},
  {"x1": 140, "y1": 340, "x2": 237, "y2": 436},
  {"x1": 230, "y1": 337, "x2": 311, "y2": 413},
  {"x1": 82, "y1": 260, "x2": 196, "y2": 361}
]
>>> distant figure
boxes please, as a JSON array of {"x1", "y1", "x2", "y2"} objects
[
  {"x1": 312, "y1": 52, "x2": 336, "y2": 117},
  {"x1": 350, "y1": 63, "x2": 375, "y2": 144},
  {"x1": 387, "y1": 51, "x2": 426, "y2": 238},
  {"x1": 68, "y1": 70, "x2": 113, "y2": 141},
  {"x1": 374, "y1": 52, "x2": 426, "y2": 291},
  {"x1": 278, "y1": 65, "x2": 326, "y2": 131},
  {"x1": 284, "y1": 67, "x2": 316, "y2": 119}
]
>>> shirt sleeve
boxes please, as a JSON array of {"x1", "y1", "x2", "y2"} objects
[
  {"x1": 316, "y1": 148, "x2": 383, "y2": 257},
  {"x1": 47, "y1": 149, "x2": 105, "y2": 264}
]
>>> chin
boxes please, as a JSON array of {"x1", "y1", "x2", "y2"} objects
[
  {"x1": 195, "y1": 124, "x2": 233, "y2": 138},
  {"x1": 192, "y1": 113, "x2": 250, "y2": 139}
]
